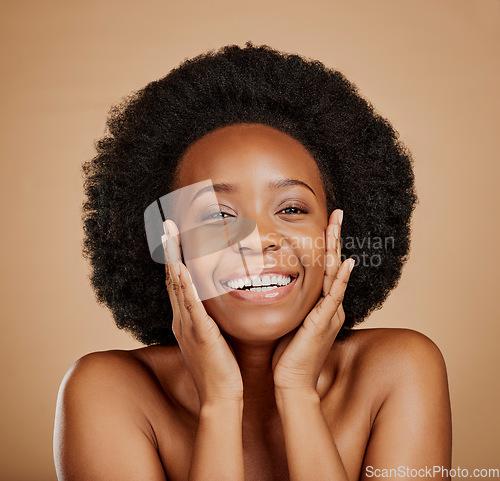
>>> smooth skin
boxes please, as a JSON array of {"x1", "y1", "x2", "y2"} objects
[
  {"x1": 163, "y1": 207, "x2": 353, "y2": 480},
  {"x1": 54, "y1": 124, "x2": 452, "y2": 481}
]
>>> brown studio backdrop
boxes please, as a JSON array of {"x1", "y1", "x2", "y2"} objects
[{"x1": 0, "y1": 0, "x2": 499, "y2": 479}]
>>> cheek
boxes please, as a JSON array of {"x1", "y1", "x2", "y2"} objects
[
  {"x1": 293, "y1": 228, "x2": 326, "y2": 273},
  {"x1": 297, "y1": 229, "x2": 326, "y2": 299},
  {"x1": 185, "y1": 252, "x2": 222, "y2": 301},
  {"x1": 188, "y1": 226, "x2": 328, "y2": 340},
  {"x1": 308, "y1": 263, "x2": 325, "y2": 305}
]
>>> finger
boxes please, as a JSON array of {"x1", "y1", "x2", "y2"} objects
[
  {"x1": 308, "y1": 257, "x2": 354, "y2": 336},
  {"x1": 337, "y1": 302, "x2": 346, "y2": 326},
  {"x1": 337, "y1": 210, "x2": 343, "y2": 264},
  {"x1": 322, "y1": 216, "x2": 336, "y2": 296},
  {"x1": 177, "y1": 263, "x2": 220, "y2": 343},
  {"x1": 163, "y1": 220, "x2": 183, "y2": 265},
  {"x1": 323, "y1": 209, "x2": 343, "y2": 297},
  {"x1": 163, "y1": 228, "x2": 187, "y2": 337},
  {"x1": 164, "y1": 219, "x2": 208, "y2": 337},
  {"x1": 271, "y1": 329, "x2": 297, "y2": 372},
  {"x1": 162, "y1": 234, "x2": 182, "y2": 338},
  {"x1": 329, "y1": 306, "x2": 345, "y2": 334},
  {"x1": 320, "y1": 258, "x2": 354, "y2": 322},
  {"x1": 163, "y1": 223, "x2": 196, "y2": 337},
  {"x1": 284, "y1": 259, "x2": 353, "y2": 367},
  {"x1": 165, "y1": 219, "x2": 200, "y2": 304}
]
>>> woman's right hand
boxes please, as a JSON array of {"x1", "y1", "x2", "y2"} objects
[{"x1": 162, "y1": 220, "x2": 244, "y2": 407}]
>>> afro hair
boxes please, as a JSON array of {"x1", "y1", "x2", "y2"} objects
[{"x1": 81, "y1": 41, "x2": 418, "y2": 345}]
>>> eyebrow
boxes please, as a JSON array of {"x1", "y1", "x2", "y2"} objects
[
  {"x1": 189, "y1": 183, "x2": 238, "y2": 206},
  {"x1": 269, "y1": 178, "x2": 316, "y2": 197},
  {"x1": 189, "y1": 178, "x2": 316, "y2": 206}
]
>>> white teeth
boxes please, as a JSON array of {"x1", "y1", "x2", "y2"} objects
[
  {"x1": 225, "y1": 274, "x2": 293, "y2": 290},
  {"x1": 248, "y1": 286, "x2": 278, "y2": 292},
  {"x1": 277, "y1": 275, "x2": 292, "y2": 286}
]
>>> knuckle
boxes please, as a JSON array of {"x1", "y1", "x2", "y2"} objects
[
  {"x1": 183, "y1": 299, "x2": 195, "y2": 313},
  {"x1": 306, "y1": 316, "x2": 327, "y2": 336},
  {"x1": 193, "y1": 318, "x2": 218, "y2": 344},
  {"x1": 326, "y1": 289, "x2": 345, "y2": 305},
  {"x1": 332, "y1": 292, "x2": 345, "y2": 304},
  {"x1": 333, "y1": 316, "x2": 344, "y2": 331},
  {"x1": 333, "y1": 277, "x2": 349, "y2": 292},
  {"x1": 171, "y1": 318, "x2": 181, "y2": 338},
  {"x1": 310, "y1": 318, "x2": 322, "y2": 332}
]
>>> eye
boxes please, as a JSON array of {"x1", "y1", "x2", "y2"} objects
[
  {"x1": 201, "y1": 210, "x2": 234, "y2": 222},
  {"x1": 278, "y1": 203, "x2": 310, "y2": 215}
]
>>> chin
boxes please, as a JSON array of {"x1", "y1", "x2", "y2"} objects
[
  {"x1": 199, "y1": 267, "x2": 323, "y2": 342},
  {"x1": 204, "y1": 301, "x2": 304, "y2": 343}
]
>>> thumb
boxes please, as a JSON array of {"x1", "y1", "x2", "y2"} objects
[{"x1": 271, "y1": 328, "x2": 298, "y2": 371}]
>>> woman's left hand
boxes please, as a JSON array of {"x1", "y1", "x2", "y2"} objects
[{"x1": 271, "y1": 209, "x2": 355, "y2": 394}]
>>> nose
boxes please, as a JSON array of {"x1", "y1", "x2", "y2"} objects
[{"x1": 232, "y1": 218, "x2": 282, "y2": 255}]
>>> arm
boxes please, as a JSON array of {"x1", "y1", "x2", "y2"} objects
[
  {"x1": 53, "y1": 353, "x2": 167, "y2": 481},
  {"x1": 189, "y1": 399, "x2": 244, "y2": 481},
  {"x1": 360, "y1": 330, "x2": 452, "y2": 481},
  {"x1": 272, "y1": 208, "x2": 353, "y2": 481},
  {"x1": 162, "y1": 220, "x2": 245, "y2": 480},
  {"x1": 276, "y1": 388, "x2": 349, "y2": 481}
]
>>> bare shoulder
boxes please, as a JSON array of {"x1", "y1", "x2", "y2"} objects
[
  {"x1": 348, "y1": 327, "x2": 447, "y2": 369},
  {"x1": 61, "y1": 348, "x2": 152, "y2": 381},
  {"x1": 54, "y1": 349, "x2": 170, "y2": 480},
  {"x1": 342, "y1": 328, "x2": 452, "y2": 476},
  {"x1": 345, "y1": 327, "x2": 449, "y2": 402},
  {"x1": 56, "y1": 349, "x2": 164, "y2": 412}
]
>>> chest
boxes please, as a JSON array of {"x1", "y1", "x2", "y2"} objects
[
  {"x1": 156, "y1": 394, "x2": 372, "y2": 481},
  {"x1": 242, "y1": 426, "x2": 290, "y2": 481}
]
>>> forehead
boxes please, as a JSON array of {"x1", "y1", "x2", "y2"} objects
[{"x1": 175, "y1": 123, "x2": 325, "y2": 195}]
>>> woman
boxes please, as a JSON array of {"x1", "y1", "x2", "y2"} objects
[{"x1": 54, "y1": 42, "x2": 452, "y2": 481}]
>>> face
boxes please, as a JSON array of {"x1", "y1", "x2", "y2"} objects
[{"x1": 173, "y1": 123, "x2": 329, "y2": 343}]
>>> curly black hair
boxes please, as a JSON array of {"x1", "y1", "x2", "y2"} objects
[{"x1": 81, "y1": 41, "x2": 418, "y2": 346}]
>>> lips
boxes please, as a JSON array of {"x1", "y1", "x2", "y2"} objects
[{"x1": 219, "y1": 270, "x2": 299, "y2": 303}]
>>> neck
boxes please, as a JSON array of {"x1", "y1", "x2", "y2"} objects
[{"x1": 223, "y1": 332, "x2": 280, "y2": 420}]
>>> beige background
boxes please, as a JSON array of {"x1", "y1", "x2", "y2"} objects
[{"x1": 1, "y1": 0, "x2": 499, "y2": 479}]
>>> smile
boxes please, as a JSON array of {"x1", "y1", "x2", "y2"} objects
[{"x1": 219, "y1": 273, "x2": 298, "y2": 303}]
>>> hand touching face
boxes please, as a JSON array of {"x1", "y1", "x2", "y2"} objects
[
  {"x1": 173, "y1": 123, "x2": 331, "y2": 342},
  {"x1": 271, "y1": 208, "x2": 354, "y2": 394}
]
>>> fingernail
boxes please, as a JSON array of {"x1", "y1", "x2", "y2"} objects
[
  {"x1": 163, "y1": 220, "x2": 170, "y2": 237},
  {"x1": 161, "y1": 234, "x2": 171, "y2": 266},
  {"x1": 174, "y1": 262, "x2": 181, "y2": 276},
  {"x1": 338, "y1": 210, "x2": 343, "y2": 226},
  {"x1": 333, "y1": 224, "x2": 339, "y2": 239},
  {"x1": 349, "y1": 258, "x2": 355, "y2": 272}
]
